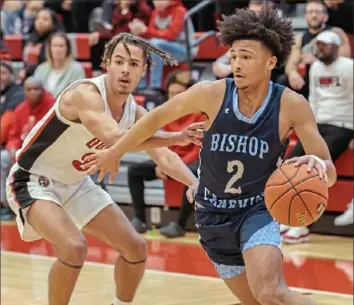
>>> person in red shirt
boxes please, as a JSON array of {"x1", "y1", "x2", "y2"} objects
[
  {"x1": 1, "y1": 76, "x2": 54, "y2": 219},
  {"x1": 6, "y1": 76, "x2": 55, "y2": 160},
  {"x1": 128, "y1": 70, "x2": 204, "y2": 237},
  {"x1": 129, "y1": 0, "x2": 198, "y2": 91}
]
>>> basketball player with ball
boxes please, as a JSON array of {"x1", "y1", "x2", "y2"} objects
[{"x1": 85, "y1": 8, "x2": 336, "y2": 305}]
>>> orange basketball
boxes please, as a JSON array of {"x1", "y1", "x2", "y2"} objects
[{"x1": 265, "y1": 163, "x2": 328, "y2": 227}]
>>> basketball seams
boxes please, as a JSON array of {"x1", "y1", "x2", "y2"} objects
[
  {"x1": 288, "y1": 193, "x2": 297, "y2": 226},
  {"x1": 279, "y1": 167, "x2": 315, "y2": 221},
  {"x1": 297, "y1": 190, "x2": 328, "y2": 200},
  {"x1": 268, "y1": 186, "x2": 294, "y2": 210},
  {"x1": 266, "y1": 165, "x2": 301, "y2": 187},
  {"x1": 266, "y1": 172, "x2": 319, "y2": 190}
]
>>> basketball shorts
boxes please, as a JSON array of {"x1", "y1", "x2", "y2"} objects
[
  {"x1": 195, "y1": 202, "x2": 281, "y2": 279},
  {"x1": 6, "y1": 163, "x2": 113, "y2": 242}
]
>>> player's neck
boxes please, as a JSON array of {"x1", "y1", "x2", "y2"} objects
[{"x1": 237, "y1": 80, "x2": 271, "y2": 116}]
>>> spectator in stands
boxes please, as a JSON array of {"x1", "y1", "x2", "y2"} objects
[
  {"x1": 324, "y1": 0, "x2": 353, "y2": 35},
  {"x1": 128, "y1": 70, "x2": 204, "y2": 236},
  {"x1": 212, "y1": 0, "x2": 282, "y2": 81},
  {"x1": 1, "y1": 0, "x2": 45, "y2": 36},
  {"x1": 283, "y1": 0, "x2": 351, "y2": 99},
  {"x1": 89, "y1": 0, "x2": 152, "y2": 46},
  {"x1": 34, "y1": 32, "x2": 85, "y2": 97},
  {"x1": 129, "y1": 0, "x2": 198, "y2": 93},
  {"x1": 0, "y1": 76, "x2": 55, "y2": 220},
  {"x1": 282, "y1": 31, "x2": 353, "y2": 243},
  {"x1": 19, "y1": 7, "x2": 65, "y2": 82},
  {"x1": 0, "y1": 62, "x2": 25, "y2": 116}
]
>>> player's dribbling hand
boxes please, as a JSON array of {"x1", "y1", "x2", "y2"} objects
[
  {"x1": 186, "y1": 183, "x2": 198, "y2": 204},
  {"x1": 283, "y1": 155, "x2": 328, "y2": 183},
  {"x1": 83, "y1": 149, "x2": 120, "y2": 184},
  {"x1": 179, "y1": 122, "x2": 204, "y2": 146}
]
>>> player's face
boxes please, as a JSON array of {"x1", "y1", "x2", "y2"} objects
[
  {"x1": 106, "y1": 43, "x2": 147, "y2": 95},
  {"x1": 230, "y1": 40, "x2": 276, "y2": 90},
  {"x1": 305, "y1": 3, "x2": 327, "y2": 30}
]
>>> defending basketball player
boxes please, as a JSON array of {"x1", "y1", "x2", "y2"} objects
[
  {"x1": 6, "y1": 33, "x2": 202, "y2": 305},
  {"x1": 84, "y1": 9, "x2": 337, "y2": 305}
]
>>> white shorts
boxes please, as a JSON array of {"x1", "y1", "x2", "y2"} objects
[{"x1": 6, "y1": 163, "x2": 113, "y2": 241}]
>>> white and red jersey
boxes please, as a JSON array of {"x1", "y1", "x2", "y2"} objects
[{"x1": 15, "y1": 75, "x2": 136, "y2": 185}]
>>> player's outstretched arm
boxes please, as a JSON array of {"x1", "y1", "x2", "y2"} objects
[
  {"x1": 83, "y1": 81, "x2": 212, "y2": 182},
  {"x1": 108, "y1": 81, "x2": 209, "y2": 157},
  {"x1": 135, "y1": 105, "x2": 198, "y2": 188},
  {"x1": 283, "y1": 89, "x2": 337, "y2": 187},
  {"x1": 68, "y1": 84, "x2": 201, "y2": 150}
]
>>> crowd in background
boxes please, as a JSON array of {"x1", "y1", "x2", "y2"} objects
[{"x1": 1, "y1": 0, "x2": 353, "y2": 241}]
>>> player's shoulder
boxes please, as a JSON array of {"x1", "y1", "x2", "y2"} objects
[
  {"x1": 188, "y1": 79, "x2": 226, "y2": 98},
  {"x1": 280, "y1": 87, "x2": 308, "y2": 110},
  {"x1": 61, "y1": 81, "x2": 101, "y2": 106}
]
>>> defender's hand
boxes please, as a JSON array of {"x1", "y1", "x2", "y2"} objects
[
  {"x1": 186, "y1": 183, "x2": 198, "y2": 204},
  {"x1": 83, "y1": 149, "x2": 121, "y2": 184},
  {"x1": 283, "y1": 155, "x2": 328, "y2": 183},
  {"x1": 178, "y1": 122, "x2": 204, "y2": 146}
]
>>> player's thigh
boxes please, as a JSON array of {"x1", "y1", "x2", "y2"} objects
[
  {"x1": 27, "y1": 200, "x2": 87, "y2": 262},
  {"x1": 224, "y1": 273, "x2": 261, "y2": 305},
  {"x1": 83, "y1": 203, "x2": 147, "y2": 261},
  {"x1": 240, "y1": 206, "x2": 284, "y2": 298}
]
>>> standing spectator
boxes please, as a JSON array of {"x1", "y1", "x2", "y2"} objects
[
  {"x1": 129, "y1": 0, "x2": 198, "y2": 92},
  {"x1": 34, "y1": 32, "x2": 85, "y2": 97},
  {"x1": 282, "y1": 31, "x2": 353, "y2": 243},
  {"x1": 284, "y1": 0, "x2": 351, "y2": 98},
  {"x1": 324, "y1": 0, "x2": 353, "y2": 34},
  {"x1": 128, "y1": 70, "x2": 204, "y2": 236}
]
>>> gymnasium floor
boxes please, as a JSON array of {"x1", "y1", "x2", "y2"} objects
[{"x1": 1, "y1": 221, "x2": 353, "y2": 305}]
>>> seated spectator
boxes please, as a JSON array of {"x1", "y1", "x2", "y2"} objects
[
  {"x1": 283, "y1": 0, "x2": 351, "y2": 99},
  {"x1": 128, "y1": 70, "x2": 204, "y2": 236},
  {"x1": 19, "y1": 7, "x2": 64, "y2": 83},
  {"x1": 0, "y1": 76, "x2": 55, "y2": 220},
  {"x1": 91, "y1": 0, "x2": 151, "y2": 44},
  {"x1": 0, "y1": 62, "x2": 25, "y2": 116},
  {"x1": 282, "y1": 31, "x2": 353, "y2": 243},
  {"x1": 34, "y1": 32, "x2": 85, "y2": 97},
  {"x1": 130, "y1": 0, "x2": 198, "y2": 92},
  {"x1": 1, "y1": 0, "x2": 45, "y2": 36},
  {"x1": 0, "y1": 30, "x2": 11, "y2": 62}
]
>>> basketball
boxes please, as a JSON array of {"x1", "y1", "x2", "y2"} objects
[{"x1": 265, "y1": 163, "x2": 328, "y2": 227}]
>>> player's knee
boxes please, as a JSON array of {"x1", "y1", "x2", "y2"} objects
[
  {"x1": 123, "y1": 235, "x2": 147, "y2": 262},
  {"x1": 253, "y1": 284, "x2": 285, "y2": 305},
  {"x1": 59, "y1": 235, "x2": 88, "y2": 265}
]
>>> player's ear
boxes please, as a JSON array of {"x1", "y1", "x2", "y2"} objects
[
  {"x1": 142, "y1": 64, "x2": 147, "y2": 76},
  {"x1": 268, "y1": 56, "x2": 277, "y2": 71}
]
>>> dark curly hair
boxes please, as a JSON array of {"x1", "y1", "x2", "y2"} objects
[{"x1": 218, "y1": 8, "x2": 294, "y2": 67}]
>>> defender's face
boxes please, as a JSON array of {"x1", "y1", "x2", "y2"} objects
[
  {"x1": 106, "y1": 43, "x2": 147, "y2": 94},
  {"x1": 230, "y1": 40, "x2": 276, "y2": 90},
  {"x1": 305, "y1": 3, "x2": 327, "y2": 30}
]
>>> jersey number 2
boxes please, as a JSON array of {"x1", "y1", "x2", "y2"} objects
[{"x1": 224, "y1": 160, "x2": 244, "y2": 194}]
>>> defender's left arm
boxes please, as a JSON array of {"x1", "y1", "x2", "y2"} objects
[
  {"x1": 284, "y1": 89, "x2": 337, "y2": 187},
  {"x1": 136, "y1": 106, "x2": 198, "y2": 188}
]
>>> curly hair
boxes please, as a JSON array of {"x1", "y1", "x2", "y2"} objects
[
  {"x1": 218, "y1": 8, "x2": 294, "y2": 67},
  {"x1": 101, "y1": 32, "x2": 178, "y2": 69}
]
